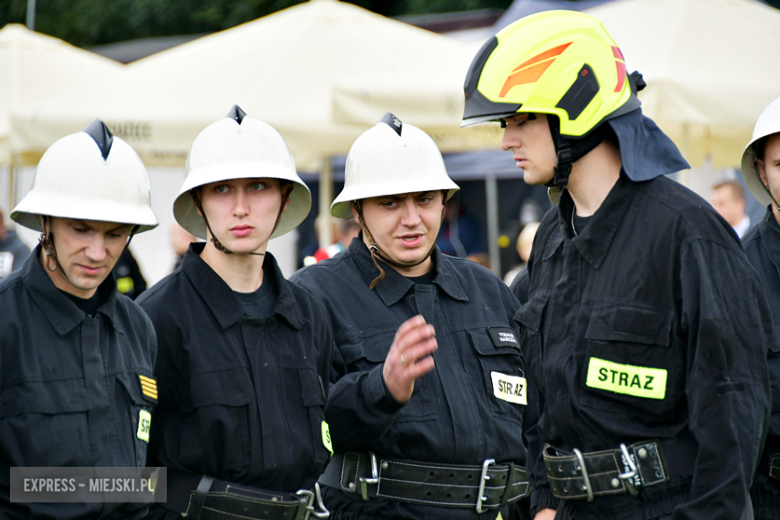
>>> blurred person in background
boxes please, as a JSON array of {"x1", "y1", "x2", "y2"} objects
[
  {"x1": 503, "y1": 221, "x2": 539, "y2": 287},
  {"x1": 463, "y1": 10, "x2": 770, "y2": 520},
  {"x1": 303, "y1": 215, "x2": 360, "y2": 266},
  {"x1": 0, "y1": 120, "x2": 159, "y2": 519},
  {"x1": 740, "y1": 96, "x2": 780, "y2": 520},
  {"x1": 138, "y1": 106, "x2": 332, "y2": 520},
  {"x1": 711, "y1": 179, "x2": 751, "y2": 238},
  {"x1": 168, "y1": 220, "x2": 197, "y2": 271},
  {"x1": 0, "y1": 206, "x2": 30, "y2": 278},
  {"x1": 112, "y1": 247, "x2": 147, "y2": 299}
]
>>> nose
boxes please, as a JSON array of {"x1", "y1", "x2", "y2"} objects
[
  {"x1": 233, "y1": 189, "x2": 249, "y2": 217},
  {"x1": 501, "y1": 126, "x2": 518, "y2": 151},
  {"x1": 400, "y1": 199, "x2": 422, "y2": 227},
  {"x1": 84, "y1": 235, "x2": 107, "y2": 263}
]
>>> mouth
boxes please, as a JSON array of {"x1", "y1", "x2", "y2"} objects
[
  {"x1": 397, "y1": 234, "x2": 424, "y2": 248},
  {"x1": 79, "y1": 265, "x2": 103, "y2": 276},
  {"x1": 230, "y1": 225, "x2": 253, "y2": 237},
  {"x1": 513, "y1": 156, "x2": 527, "y2": 168}
]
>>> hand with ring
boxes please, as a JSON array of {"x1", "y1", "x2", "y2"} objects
[{"x1": 383, "y1": 315, "x2": 437, "y2": 403}]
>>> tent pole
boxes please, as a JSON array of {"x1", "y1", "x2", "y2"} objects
[
  {"x1": 319, "y1": 157, "x2": 333, "y2": 248},
  {"x1": 485, "y1": 173, "x2": 501, "y2": 276},
  {"x1": 8, "y1": 161, "x2": 16, "y2": 214}
]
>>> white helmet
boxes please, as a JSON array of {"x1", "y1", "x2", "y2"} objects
[
  {"x1": 742, "y1": 96, "x2": 780, "y2": 207},
  {"x1": 174, "y1": 105, "x2": 311, "y2": 240},
  {"x1": 12, "y1": 120, "x2": 158, "y2": 233},
  {"x1": 331, "y1": 113, "x2": 459, "y2": 219}
]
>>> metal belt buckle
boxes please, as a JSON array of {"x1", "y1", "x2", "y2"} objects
[
  {"x1": 296, "y1": 483, "x2": 330, "y2": 520},
  {"x1": 617, "y1": 443, "x2": 639, "y2": 497},
  {"x1": 358, "y1": 452, "x2": 379, "y2": 501},
  {"x1": 572, "y1": 448, "x2": 594, "y2": 502},
  {"x1": 476, "y1": 458, "x2": 496, "y2": 513}
]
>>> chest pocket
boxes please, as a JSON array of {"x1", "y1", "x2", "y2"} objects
[
  {"x1": 514, "y1": 290, "x2": 549, "y2": 382},
  {"x1": 0, "y1": 378, "x2": 92, "y2": 467},
  {"x1": 116, "y1": 372, "x2": 156, "y2": 467},
  {"x1": 470, "y1": 328, "x2": 526, "y2": 426},
  {"x1": 579, "y1": 302, "x2": 680, "y2": 421},
  {"x1": 170, "y1": 368, "x2": 252, "y2": 468},
  {"x1": 340, "y1": 331, "x2": 434, "y2": 423}
]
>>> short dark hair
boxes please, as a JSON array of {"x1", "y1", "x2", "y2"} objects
[
  {"x1": 712, "y1": 180, "x2": 745, "y2": 203},
  {"x1": 753, "y1": 136, "x2": 767, "y2": 163}
]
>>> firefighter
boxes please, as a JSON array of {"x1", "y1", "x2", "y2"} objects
[
  {"x1": 138, "y1": 106, "x2": 332, "y2": 520},
  {"x1": 0, "y1": 120, "x2": 159, "y2": 519},
  {"x1": 462, "y1": 10, "x2": 771, "y2": 520},
  {"x1": 292, "y1": 113, "x2": 529, "y2": 520},
  {"x1": 740, "y1": 96, "x2": 780, "y2": 519}
]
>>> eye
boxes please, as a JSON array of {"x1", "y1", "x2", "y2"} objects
[
  {"x1": 250, "y1": 182, "x2": 266, "y2": 191},
  {"x1": 73, "y1": 226, "x2": 88, "y2": 234},
  {"x1": 382, "y1": 200, "x2": 397, "y2": 208},
  {"x1": 214, "y1": 185, "x2": 229, "y2": 194}
]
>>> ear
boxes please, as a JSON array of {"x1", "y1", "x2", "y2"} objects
[
  {"x1": 351, "y1": 203, "x2": 360, "y2": 223},
  {"x1": 281, "y1": 195, "x2": 290, "y2": 213},
  {"x1": 758, "y1": 159, "x2": 769, "y2": 188}
]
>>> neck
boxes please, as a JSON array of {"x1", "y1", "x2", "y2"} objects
[
  {"x1": 565, "y1": 140, "x2": 622, "y2": 217},
  {"x1": 200, "y1": 241, "x2": 266, "y2": 292}
]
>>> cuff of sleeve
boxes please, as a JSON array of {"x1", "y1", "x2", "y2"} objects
[
  {"x1": 530, "y1": 486, "x2": 559, "y2": 517},
  {"x1": 367, "y1": 363, "x2": 405, "y2": 414}
]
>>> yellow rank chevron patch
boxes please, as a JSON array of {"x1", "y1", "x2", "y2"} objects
[
  {"x1": 137, "y1": 410, "x2": 151, "y2": 443},
  {"x1": 586, "y1": 357, "x2": 667, "y2": 399},
  {"x1": 139, "y1": 375, "x2": 157, "y2": 401},
  {"x1": 321, "y1": 421, "x2": 334, "y2": 455}
]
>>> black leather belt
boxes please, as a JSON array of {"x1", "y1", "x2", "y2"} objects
[
  {"x1": 544, "y1": 441, "x2": 669, "y2": 502},
  {"x1": 318, "y1": 452, "x2": 529, "y2": 513},
  {"x1": 165, "y1": 471, "x2": 329, "y2": 520}
]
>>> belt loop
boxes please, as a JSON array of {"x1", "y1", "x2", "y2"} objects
[
  {"x1": 183, "y1": 475, "x2": 215, "y2": 519},
  {"x1": 476, "y1": 458, "x2": 496, "y2": 513},
  {"x1": 358, "y1": 452, "x2": 379, "y2": 501},
  {"x1": 499, "y1": 462, "x2": 516, "y2": 508}
]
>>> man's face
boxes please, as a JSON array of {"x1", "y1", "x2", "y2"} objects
[
  {"x1": 758, "y1": 134, "x2": 780, "y2": 211},
  {"x1": 44, "y1": 218, "x2": 133, "y2": 298},
  {"x1": 711, "y1": 186, "x2": 745, "y2": 227},
  {"x1": 354, "y1": 190, "x2": 444, "y2": 277},
  {"x1": 198, "y1": 178, "x2": 287, "y2": 255},
  {"x1": 500, "y1": 113, "x2": 558, "y2": 185}
]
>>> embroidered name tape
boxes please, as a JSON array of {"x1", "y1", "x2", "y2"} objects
[
  {"x1": 137, "y1": 410, "x2": 151, "y2": 443},
  {"x1": 139, "y1": 375, "x2": 157, "y2": 401},
  {"x1": 488, "y1": 327, "x2": 519, "y2": 348},
  {"x1": 491, "y1": 371, "x2": 527, "y2": 405},
  {"x1": 586, "y1": 357, "x2": 667, "y2": 399},
  {"x1": 321, "y1": 421, "x2": 334, "y2": 455}
]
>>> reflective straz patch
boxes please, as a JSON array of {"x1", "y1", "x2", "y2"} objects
[
  {"x1": 586, "y1": 357, "x2": 667, "y2": 399},
  {"x1": 491, "y1": 372, "x2": 527, "y2": 405},
  {"x1": 137, "y1": 410, "x2": 151, "y2": 443},
  {"x1": 321, "y1": 421, "x2": 334, "y2": 455}
]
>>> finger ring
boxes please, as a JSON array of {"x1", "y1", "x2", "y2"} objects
[{"x1": 401, "y1": 355, "x2": 407, "y2": 367}]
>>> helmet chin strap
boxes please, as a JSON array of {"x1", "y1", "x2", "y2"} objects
[
  {"x1": 190, "y1": 182, "x2": 294, "y2": 257},
  {"x1": 352, "y1": 193, "x2": 446, "y2": 290},
  {"x1": 544, "y1": 115, "x2": 610, "y2": 190}
]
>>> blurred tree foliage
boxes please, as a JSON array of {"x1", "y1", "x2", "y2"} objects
[{"x1": 0, "y1": 0, "x2": 519, "y2": 47}]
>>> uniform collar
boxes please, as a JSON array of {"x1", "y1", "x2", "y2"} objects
[
  {"x1": 182, "y1": 242, "x2": 306, "y2": 330},
  {"x1": 552, "y1": 171, "x2": 638, "y2": 269},
  {"x1": 21, "y1": 244, "x2": 120, "y2": 336},
  {"x1": 758, "y1": 206, "x2": 780, "y2": 271},
  {"x1": 348, "y1": 234, "x2": 468, "y2": 307}
]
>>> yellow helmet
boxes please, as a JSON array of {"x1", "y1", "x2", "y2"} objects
[{"x1": 462, "y1": 10, "x2": 641, "y2": 137}]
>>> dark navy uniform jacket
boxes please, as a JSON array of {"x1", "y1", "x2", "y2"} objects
[
  {"x1": 741, "y1": 207, "x2": 780, "y2": 519},
  {"x1": 0, "y1": 245, "x2": 157, "y2": 520},
  {"x1": 137, "y1": 243, "x2": 333, "y2": 508},
  {"x1": 291, "y1": 237, "x2": 527, "y2": 520},
  {"x1": 517, "y1": 173, "x2": 771, "y2": 520}
]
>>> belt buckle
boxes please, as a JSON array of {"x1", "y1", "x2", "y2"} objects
[
  {"x1": 296, "y1": 483, "x2": 331, "y2": 520},
  {"x1": 572, "y1": 448, "x2": 594, "y2": 502},
  {"x1": 358, "y1": 452, "x2": 379, "y2": 501},
  {"x1": 617, "y1": 443, "x2": 639, "y2": 497},
  {"x1": 476, "y1": 458, "x2": 496, "y2": 513}
]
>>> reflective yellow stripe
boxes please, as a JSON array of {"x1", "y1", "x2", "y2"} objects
[
  {"x1": 585, "y1": 357, "x2": 667, "y2": 400},
  {"x1": 321, "y1": 421, "x2": 334, "y2": 455},
  {"x1": 139, "y1": 375, "x2": 156, "y2": 385},
  {"x1": 139, "y1": 376, "x2": 158, "y2": 399}
]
